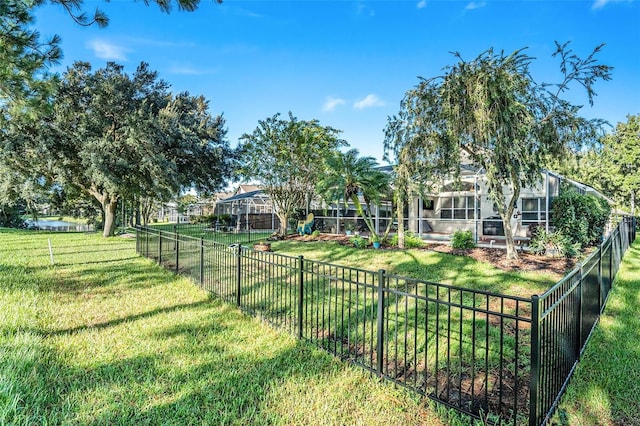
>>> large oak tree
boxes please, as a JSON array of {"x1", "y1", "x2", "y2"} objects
[{"x1": 2, "y1": 61, "x2": 233, "y2": 236}]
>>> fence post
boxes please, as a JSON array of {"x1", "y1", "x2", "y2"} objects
[
  {"x1": 135, "y1": 226, "x2": 139, "y2": 253},
  {"x1": 598, "y1": 244, "x2": 604, "y2": 310},
  {"x1": 298, "y1": 255, "x2": 304, "y2": 339},
  {"x1": 145, "y1": 226, "x2": 149, "y2": 257},
  {"x1": 199, "y1": 237, "x2": 204, "y2": 287},
  {"x1": 173, "y1": 224, "x2": 177, "y2": 251},
  {"x1": 175, "y1": 231, "x2": 180, "y2": 273},
  {"x1": 609, "y1": 233, "x2": 613, "y2": 286},
  {"x1": 529, "y1": 295, "x2": 541, "y2": 426},
  {"x1": 577, "y1": 268, "x2": 584, "y2": 347},
  {"x1": 236, "y1": 243, "x2": 242, "y2": 307},
  {"x1": 158, "y1": 230, "x2": 162, "y2": 265},
  {"x1": 376, "y1": 269, "x2": 386, "y2": 377}
]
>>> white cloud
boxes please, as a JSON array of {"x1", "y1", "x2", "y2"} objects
[
  {"x1": 417, "y1": 0, "x2": 427, "y2": 9},
  {"x1": 168, "y1": 65, "x2": 207, "y2": 75},
  {"x1": 323, "y1": 96, "x2": 346, "y2": 112},
  {"x1": 354, "y1": 94, "x2": 385, "y2": 110},
  {"x1": 592, "y1": 0, "x2": 631, "y2": 9},
  {"x1": 87, "y1": 39, "x2": 129, "y2": 61},
  {"x1": 465, "y1": 1, "x2": 487, "y2": 10}
]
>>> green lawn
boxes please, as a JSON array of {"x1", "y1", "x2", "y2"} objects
[
  {"x1": 271, "y1": 239, "x2": 560, "y2": 297},
  {"x1": 553, "y1": 237, "x2": 640, "y2": 425},
  {"x1": 1, "y1": 229, "x2": 475, "y2": 425}
]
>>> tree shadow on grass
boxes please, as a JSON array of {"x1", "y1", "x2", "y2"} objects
[{"x1": 5, "y1": 303, "x2": 417, "y2": 425}]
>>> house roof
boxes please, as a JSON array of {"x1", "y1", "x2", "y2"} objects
[
  {"x1": 236, "y1": 184, "x2": 261, "y2": 194},
  {"x1": 217, "y1": 189, "x2": 268, "y2": 204}
]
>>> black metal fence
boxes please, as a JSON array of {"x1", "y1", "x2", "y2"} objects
[
  {"x1": 529, "y1": 216, "x2": 636, "y2": 425},
  {"x1": 135, "y1": 216, "x2": 636, "y2": 425},
  {"x1": 150, "y1": 215, "x2": 276, "y2": 246}
]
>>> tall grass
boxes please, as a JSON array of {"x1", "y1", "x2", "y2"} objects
[{"x1": 1, "y1": 229, "x2": 473, "y2": 425}]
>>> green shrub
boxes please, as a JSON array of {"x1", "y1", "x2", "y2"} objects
[
  {"x1": 451, "y1": 230, "x2": 476, "y2": 249},
  {"x1": 390, "y1": 231, "x2": 424, "y2": 248},
  {"x1": 311, "y1": 230, "x2": 321, "y2": 237},
  {"x1": 529, "y1": 228, "x2": 579, "y2": 258},
  {"x1": 551, "y1": 189, "x2": 611, "y2": 248},
  {"x1": 349, "y1": 235, "x2": 368, "y2": 249}
]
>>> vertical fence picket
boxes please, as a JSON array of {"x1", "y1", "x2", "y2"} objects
[
  {"x1": 236, "y1": 243, "x2": 242, "y2": 307},
  {"x1": 529, "y1": 295, "x2": 541, "y2": 426},
  {"x1": 298, "y1": 255, "x2": 304, "y2": 339},
  {"x1": 376, "y1": 269, "x2": 385, "y2": 377},
  {"x1": 199, "y1": 237, "x2": 204, "y2": 287}
]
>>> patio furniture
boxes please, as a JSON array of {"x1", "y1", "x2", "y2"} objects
[{"x1": 297, "y1": 213, "x2": 314, "y2": 235}]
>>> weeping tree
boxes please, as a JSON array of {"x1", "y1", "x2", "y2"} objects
[
  {"x1": 385, "y1": 42, "x2": 611, "y2": 259},
  {"x1": 316, "y1": 149, "x2": 391, "y2": 241}
]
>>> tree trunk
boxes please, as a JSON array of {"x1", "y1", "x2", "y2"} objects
[
  {"x1": 396, "y1": 196, "x2": 405, "y2": 249},
  {"x1": 631, "y1": 190, "x2": 636, "y2": 216},
  {"x1": 500, "y1": 191, "x2": 520, "y2": 260},
  {"x1": 502, "y1": 215, "x2": 518, "y2": 259},
  {"x1": 351, "y1": 195, "x2": 378, "y2": 238},
  {"x1": 277, "y1": 212, "x2": 289, "y2": 237},
  {"x1": 102, "y1": 199, "x2": 118, "y2": 237}
]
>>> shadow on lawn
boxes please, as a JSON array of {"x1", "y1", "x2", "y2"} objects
[{"x1": 5, "y1": 309, "x2": 405, "y2": 425}]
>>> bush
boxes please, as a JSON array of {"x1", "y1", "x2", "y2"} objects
[
  {"x1": 349, "y1": 235, "x2": 368, "y2": 249},
  {"x1": 390, "y1": 231, "x2": 424, "y2": 248},
  {"x1": 451, "y1": 230, "x2": 475, "y2": 249},
  {"x1": 552, "y1": 190, "x2": 611, "y2": 248},
  {"x1": 0, "y1": 204, "x2": 26, "y2": 228},
  {"x1": 529, "y1": 228, "x2": 579, "y2": 258},
  {"x1": 311, "y1": 230, "x2": 321, "y2": 237}
]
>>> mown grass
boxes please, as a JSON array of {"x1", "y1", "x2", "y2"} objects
[
  {"x1": 553, "y1": 237, "x2": 640, "y2": 426},
  {"x1": 0, "y1": 229, "x2": 478, "y2": 425},
  {"x1": 271, "y1": 239, "x2": 559, "y2": 297}
]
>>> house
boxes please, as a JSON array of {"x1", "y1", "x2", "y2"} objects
[
  {"x1": 203, "y1": 168, "x2": 609, "y2": 245},
  {"x1": 214, "y1": 185, "x2": 279, "y2": 231},
  {"x1": 404, "y1": 166, "x2": 609, "y2": 244}
]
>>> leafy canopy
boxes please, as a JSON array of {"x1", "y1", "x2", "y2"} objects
[
  {"x1": 2, "y1": 61, "x2": 233, "y2": 236},
  {"x1": 238, "y1": 112, "x2": 346, "y2": 235},
  {"x1": 384, "y1": 42, "x2": 612, "y2": 259},
  {"x1": 316, "y1": 148, "x2": 390, "y2": 239}
]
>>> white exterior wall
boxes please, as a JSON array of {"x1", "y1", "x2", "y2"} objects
[{"x1": 412, "y1": 171, "x2": 550, "y2": 239}]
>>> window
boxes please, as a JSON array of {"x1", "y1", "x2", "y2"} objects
[
  {"x1": 422, "y1": 198, "x2": 434, "y2": 210},
  {"x1": 521, "y1": 197, "x2": 546, "y2": 226},
  {"x1": 440, "y1": 196, "x2": 479, "y2": 220}
]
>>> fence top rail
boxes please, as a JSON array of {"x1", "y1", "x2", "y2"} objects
[
  {"x1": 304, "y1": 257, "x2": 380, "y2": 277},
  {"x1": 537, "y1": 218, "x2": 629, "y2": 302},
  {"x1": 384, "y1": 285, "x2": 533, "y2": 321},
  {"x1": 384, "y1": 271, "x2": 532, "y2": 304}
]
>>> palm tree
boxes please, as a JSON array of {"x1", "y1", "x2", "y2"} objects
[{"x1": 317, "y1": 149, "x2": 390, "y2": 240}]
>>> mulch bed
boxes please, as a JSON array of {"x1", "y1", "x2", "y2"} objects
[{"x1": 286, "y1": 233, "x2": 576, "y2": 277}]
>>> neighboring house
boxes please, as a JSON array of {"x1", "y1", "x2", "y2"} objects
[
  {"x1": 404, "y1": 166, "x2": 609, "y2": 244},
  {"x1": 158, "y1": 201, "x2": 208, "y2": 223},
  {"x1": 214, "y1": 185, "x2": 279, "y2": 231}
]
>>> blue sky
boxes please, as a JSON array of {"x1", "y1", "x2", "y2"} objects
[{"x1": 34, "y1": 0, "x2": 640, "y2": 163}]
